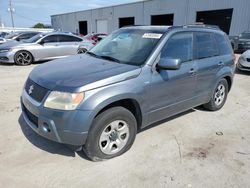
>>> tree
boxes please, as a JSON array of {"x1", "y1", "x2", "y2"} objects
[
  {"x1": 32, "y1": 23, "x2": 51, "y2": 28},
  {"x1": 33, "y1": 23, "x2": 45, "y2": 28}
]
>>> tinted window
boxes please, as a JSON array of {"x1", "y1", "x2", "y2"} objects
[
  {"x1": 58, "y1": 35, "x2": 82, "y2": 42},
  {"x1": 194, "y1": 33, "x2": 218, "y2": 59},
  {"x1": 161, "y1": 32, "x2": 193, "y2": 62},
  {"x1": 214, "y1": 33, "x2": 232, "y2": 55},
  {"x1": 17, "y1": 33, "x2": 38, "y2": 40},
  {"x1": 43, "y1": 35, "x2": 58, "y2": 43}
]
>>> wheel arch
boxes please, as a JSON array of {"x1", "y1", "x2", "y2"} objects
[{"x1": 93, "y1": 98, "x2": 142, "y2": 131}]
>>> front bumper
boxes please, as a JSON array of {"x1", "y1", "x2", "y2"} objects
[
  {"x1": 21, "y1": 90, "x2": 93, "y2": 146},
  {"x1": 0, "y1": 51, "x2": 15, "y2": 63}
]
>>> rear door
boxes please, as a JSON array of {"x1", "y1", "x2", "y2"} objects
[
  {"x1": 57, "y1": 35, "x2": 83, "y2": 56},
  {"x1": 193, "y1": 32, "x2": 221, "y2": 100}
]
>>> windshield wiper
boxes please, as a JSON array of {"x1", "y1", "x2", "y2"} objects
[
  {"x1": 100, "y1": 55, "x2": 121, "y2": 63},
  {"x1": 86, "y1": 51, "x2": 100, "y2": 58}
]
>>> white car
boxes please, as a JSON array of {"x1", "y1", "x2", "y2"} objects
[{"x1": 238, "y1": 50, "x2": 250, "y2": 71}]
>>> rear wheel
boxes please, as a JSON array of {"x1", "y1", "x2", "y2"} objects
[
  {"x1": 203, "y1": 78, "x2": 228, "y2": 111},
  {"x1": 14, "y1": 51, "x2": 33, "y2": 66},
  {"x1": 84, "y1": 107, "x2": 137, "y2": 161}
]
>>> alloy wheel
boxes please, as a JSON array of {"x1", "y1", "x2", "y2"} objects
[
  {"x1": 214, "y1": 84, "x2": 226, "y2": 106},
  {"x1": 16, "y1": 52, "x2": 32, "y2": 65},
  {"x1": 99, "y1": 120, "x2": 130, "y2": 155}
]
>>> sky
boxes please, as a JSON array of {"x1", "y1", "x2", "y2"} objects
[{"x1": 0, "y1": 0, "x2": 140, "y2": 28}]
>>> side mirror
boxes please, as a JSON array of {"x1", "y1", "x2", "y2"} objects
[
  {"x1": 16, "y1": 38, "x2": 20, "y2": 41},
  {"x1": 156, "y1": 58, "x2": 181, "y2": 70},
  {"x1": 39, "y1": 40, "x2": 45, "y2": 45}
]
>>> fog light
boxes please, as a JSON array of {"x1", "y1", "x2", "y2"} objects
[{"x1": 42, "y1": 123, "x2": 51, "y2": 133}]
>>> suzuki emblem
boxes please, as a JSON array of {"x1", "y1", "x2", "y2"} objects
[{"x1": 28, "y1": 85, "x2": 34, "y2": 95}]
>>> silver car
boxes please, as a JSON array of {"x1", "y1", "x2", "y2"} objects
[
  {"x1": 0, "y1": 32, "x2": 93, "y2": 65},
  {"x1": 0, "y1": 37, "x2": 6, "y2": 45},
  {"x1": 237, "y1": 50, "x2": 250, "y2": 71}
]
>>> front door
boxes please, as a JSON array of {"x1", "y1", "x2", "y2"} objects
[
  {"x1": 148, "y1": 32, "x2": 197, "y2": 124},
  {"x1": 37, "y1": 35, "x2": 60, "y2": 60}
]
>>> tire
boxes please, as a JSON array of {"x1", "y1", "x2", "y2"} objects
[
  {"x1": 14, "y1": 50, "x2": 33, "y2": 66},
  {"x1": 83, "y1": 107, "x2": 137, "y2": 161},
  {"x1": 203, "y1": 78, "x2": 228, "y2": 111},
  {"x1": 77, "y1": 48, "x2": 87, "y2": 54}
]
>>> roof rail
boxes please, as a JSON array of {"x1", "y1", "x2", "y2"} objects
[{"x1": 183, "y1": 23, "x2": 221, "y2": 30}]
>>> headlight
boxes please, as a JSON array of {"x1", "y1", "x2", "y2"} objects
[{"x1": 44, "y1": 91, "x2": 84, "y2": 110}]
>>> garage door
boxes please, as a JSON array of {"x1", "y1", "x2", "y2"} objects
[
  {"x1": 97, "y1": 20, "x2": 108, "y2": 34},
  {"x1": 196, "y1": 9, "x2": 233, "y2": 34}
]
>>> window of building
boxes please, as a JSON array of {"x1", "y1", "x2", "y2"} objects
[
  {"x1": 119, "y1": 17, "x2": 135, "y2": 28},
  {"x1": 151, "y1": 14, "x2": 174, "y2": 26}
]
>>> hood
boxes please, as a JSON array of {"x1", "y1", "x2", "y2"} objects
[
  {"x1": 29, "y1": 54, "x2": 141, "y2": 92},
  {"x1": 242, "y1": 50, "x2": 250, "y2": 57}
]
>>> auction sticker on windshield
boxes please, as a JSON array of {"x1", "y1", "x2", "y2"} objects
[{"x1": 142, "y1": 33, "x2": 162, "y2": 39}]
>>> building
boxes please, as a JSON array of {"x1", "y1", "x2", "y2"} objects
[
  {"x1": 51, "y1": 0, "x2": 250, "y2": 36},
  {"x1": 0, "y1": 26, "x2": 53, "y2": 33}
]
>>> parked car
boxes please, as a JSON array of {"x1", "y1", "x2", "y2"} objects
[
  {"x1": 4, "y1": 31, "x2": 41, "y2": 42},
  {"x1": 84, "y1": 33, "x2": 107, "y2": 45},
  {"x1": 229, "y1": 35, "x2": 239, "y2": 51},
  {"x1": 0, "y1": 37, "x2": 6, "y2": 45},
  {"x1": 0, "y1": 32, "x2": 9, "y2": 38},
  {"x1": 236, "y1": 31, "x2": 250, "y2": 53},
  {"x1": 21, "y1": 25, "x2": 235, "y2": 161},
  {"x1": 0, "y1": 32, "x2": 93, "y2": 65},
  {"x1": 237, "y1": 50, "x2": 250, "y2": 71}
]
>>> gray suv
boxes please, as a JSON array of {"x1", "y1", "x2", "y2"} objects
[{"x1": 21, "y1": 25, "x2": 235, "y2": 161}]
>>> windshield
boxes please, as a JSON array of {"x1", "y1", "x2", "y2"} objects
[
  {"x1": 239, "y1": 33, "x2": 250, "y2": 39},
  {"x1": 89, "y1": 29, "x2": 164, "y2": 66},
  {"x1": 24, "y1": 33, "x2": 46, "y2": 43},
  {"x1": 5, "y1": 33, "x2": 20, "y2": 39}
]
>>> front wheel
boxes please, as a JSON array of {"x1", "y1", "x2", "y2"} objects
[
  {"x1": 83, "y1": 107, "x2": 137, "y2": 161},
  {"x1": 14, "y1": 51, "x2": 33, "y2": 66},
  {"x1": 203, "y1": 78, "x2": 228, "y2": 111}
]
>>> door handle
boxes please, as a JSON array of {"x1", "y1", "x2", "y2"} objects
[
  {"x1": 189, "y1": 68, "x2": 196, "y2": 74},
  {"x1": 218, "y1": 62, "x2": 224, "y2": 67}
]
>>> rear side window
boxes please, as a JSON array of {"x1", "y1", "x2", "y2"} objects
[
  {"x1": 213, "y1": 33, "x2": 232, "y2": 55},
  {"x1": 58, "y1": 35, "x2": 82, "y2": 42},
  {"x1": 161, "y1": 32, "x2": 193, "y2": 62},
  {"x1": 194, "y1": 33, "x2": 218, "y2": 59}
]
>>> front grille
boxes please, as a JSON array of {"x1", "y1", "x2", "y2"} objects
[
  {"x1": 22, "y1": 102, "x2": 38, "y2": 127},
  {"x1": 25, "y1": 78, "x2": 48, "y2": 102}
]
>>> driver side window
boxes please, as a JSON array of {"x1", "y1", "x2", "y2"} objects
[{"x1": 161, "y1": 32, "x2": 193, "y2": 62}]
